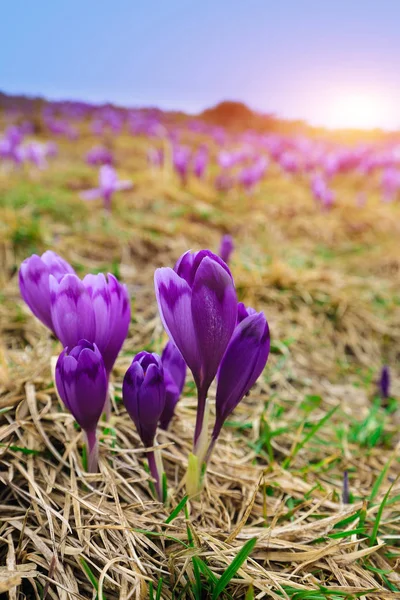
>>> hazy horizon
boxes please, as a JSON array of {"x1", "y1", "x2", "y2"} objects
[{"x1": 2, "y1": 0, "x2": 400, "y2": 130}]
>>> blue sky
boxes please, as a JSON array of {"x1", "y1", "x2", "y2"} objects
[{"x1": 1, "y1": 0, "x2": 400, "y2": 128}]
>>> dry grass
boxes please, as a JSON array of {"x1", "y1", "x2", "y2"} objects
[{"x1": 0, "y1": 122, "x2": 400, "y2": 599}]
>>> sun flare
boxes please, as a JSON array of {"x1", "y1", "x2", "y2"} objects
[{"x1": 327, "y1": 92, "x2": 388, "y2": 130}]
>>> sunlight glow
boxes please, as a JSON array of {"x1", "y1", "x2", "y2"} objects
[{"x1": 326, "y1": 92, "x2": 391, "y2": 130}]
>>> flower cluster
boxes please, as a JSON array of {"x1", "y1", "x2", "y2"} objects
[{"x1": 19, "y1": 246, "x2": 269, "y2": 500}]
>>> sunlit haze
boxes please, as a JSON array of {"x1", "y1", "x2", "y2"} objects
[{"x1": 1, "y1": 0, "x2": 400, "y2": 130}]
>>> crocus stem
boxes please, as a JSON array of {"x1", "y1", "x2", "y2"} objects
[
  {"x1": 147, "y1": 447, "x2": 164, "y2": 502},
  {"x1": 193, "y1": 388, "x2": 208, "y2": 448},
  {"x1": 84, "y1": 429, "x2": 98, "y2": 473},
  {"x1": 204, "y1": 435, "x2": 217, "y2": 465},
  {"x1": 103, "y1": 376, "x2": 112, "y2": 421}
]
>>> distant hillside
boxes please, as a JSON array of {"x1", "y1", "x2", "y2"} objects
[{"x1": 0, "y1": 91, "x2": 397, "y2": 142}]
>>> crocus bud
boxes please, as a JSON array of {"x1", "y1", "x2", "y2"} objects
[
  {"x1": 55, "y1": 340, "x2": 107, "y2": 472},
  {"x1": 379, "y1": 365, "x2": 390, "y2": 400},
  {"x1": 154, "y1": 250, "x2": 237, "y2": 445},
  {"x1": 123, "y1": 352, "x2": 166, "y2": 500},
  {"x1": 219, "y1": 235, "x2": 234, "y2": 264},
  {"x1": 160, "y1": 341, "x2": 187, "y2": 429},
  {"x1": 19, "y1": 251, "x2": 75, "y2": 332},
  {"x1": 212, "y1": 309, "x2": 270, "y2": 445},
  {"x1": 123, "y1": 352, "x2": 166, "y2": 448}
]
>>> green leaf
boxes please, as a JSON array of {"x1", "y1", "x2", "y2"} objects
[
  {"x1": 212, "y1": 537, "x2": 257, "y2": 599},
  {"x1": 165, "y1": 495, "x2": 189, "y2": 524},
  {"x1": 369, "y1": 480, "x2": 395, "y2": 547}
]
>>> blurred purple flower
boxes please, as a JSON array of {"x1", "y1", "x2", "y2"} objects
[
  {"x1": 172, "y1": 145, "x2": 191, "y2": 184},
  {"x1": 86, "y1": 146, "x2": 114, "y2": 166},
  {"x1": 81, "y1": 165, "x2": 132, "y2": 211},
  {"x1": 193, "y1": 146, "x2": 209, "y2": 179},
  {"x1": 378, "y1": 365, "x2": 390, "y2": 400},
  {"x1": 219, "y1": 234, "x2": 234, "y2": 264}
]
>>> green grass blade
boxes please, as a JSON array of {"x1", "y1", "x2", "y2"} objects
[
  {"x1": 283, "y1": 405, "x2": 339, "y2": 468},
  {"x1": 369, "y1": 480, "x2": 395, "y2": 547},
  {"x1": 212, "y1": 537, "x2": 257, "y2": 600},
  {"x1": 165, "y1": 495, "x2": 189, "y2": 524}
]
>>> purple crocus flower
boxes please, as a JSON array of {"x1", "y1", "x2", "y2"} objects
[
  {"x1": 56, "y1": 340, "x2": 108, "y2": 472},
  {"x1": 25, "y1": 142, "x2": 48, "y2": 169},
  {"x1": 80, "y1": 165, "x2": 132, "y2": 211},
  {"x1": 49, "y1": 272, "x2": 130, "y2": 375},
  {"x1": 193, "y1": 147, "x2": 209, "y2": 179},
  {"x1": 378, "y1": 365, "x2": 390, "y2": 400},
  {"x1": 123, "y1": 352, "x2": 166, "y2": 500},
  {"x1": 154, "y1": 250, "x2": 237, "y2": 447},
  {"x1": 86, "y1": 146, "x2": 114, "y2": 167},
  {"x1": 19, "y1": 251, "x2": 76, "y2": 332},
  {"x1": 219, "y1": 235, "x2": 234, "y2": 264},
  {"x1": 209, "y1": 307, "x2": 270, "y2": 457},
  {"x1": 172, "y1": 146, "x2": 191, "y2": 185},
  {"x1": 159, "y1": 341, "x2": 187, "y2": 429}
]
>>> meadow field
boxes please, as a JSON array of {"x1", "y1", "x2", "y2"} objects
[{"x1": 0, "y1": 101, "x2": 399, "y2": 599}]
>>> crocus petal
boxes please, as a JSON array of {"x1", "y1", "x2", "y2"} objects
[
  {"x1": 83, "y1": 273, "x2": 112, "y2": 353},
  {"x1": 214, "y1": 312, "x2": 270, "y2": 437},
  {"x1": 101, "y1": 273, "x2": 130, "y2": 373},
  {"x1": 50, "y1": 274, "x2": 96, "y2": 348},
  {"x1": 191, "y1": 257, "x2": 237, "y2": 392},
  {"x1": 19, "y1": 255, "x2": 53, "y2": 330},
  {"x1": 161, "y1": 341, "x2": 186, "y2": 393},
  {"x1": 154, "y1": 268, "x2": 200, "y2": 378},
  {"x1": 99, "y1": 165, "x2": 117, "y2": 191},
  {"x1": 159, "y1": 369, "x2": 180, "y2": 430},
  {"x1": 40, "y1": 251, "x2": 75, "y2": 280}
]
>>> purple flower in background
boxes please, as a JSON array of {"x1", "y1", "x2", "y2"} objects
[
  {"x1": 86, "y1": 146, "x2": 114, "y2": 166},
  {"x1": 381, "y1": 167, "x2": 400, "y2": 202},
  {"x1": 25, "y1": 142, "x2": 48, "y2": 169},
  {"x1": 123, "y1": 352, "x2": 166, "y2": 500},
  {"x1": 311, "y1": 173, "x2": 335, "y2": 210},
  {"x1": 159, "y1": 341, "x2": 187, "y2": 429},
  {"x1": 154, "y1": 250, "x2": 237, "y2": 447},
  {"x1": 210, "y1": 309, "x2": 270, "y2": 453},
  {"x1": 80, "y1": 165, "x2": 132, "y2": 211},
  {"x1": 56, "y1": 340, "x2": 107, "y2": 472},
  {"x1": 219, "y1": 234, "x2": 234, "y2": 264},
  {"x1": 172, "y1": 145, "x2": 191, "y2": 184},
  {"x1": 19, "y1": 251, "x2": 75, "y2": 332},
  {"x1": 193, "y1": 146, "x2": 209, "y2": 179},
  {"x1": 378, "y1": 365, "x2": 390, "y2": 400}
]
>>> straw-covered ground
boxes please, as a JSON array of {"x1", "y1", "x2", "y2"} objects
[{"x1": 0, "y1": 126, "x2": 400, "y2": 599}]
